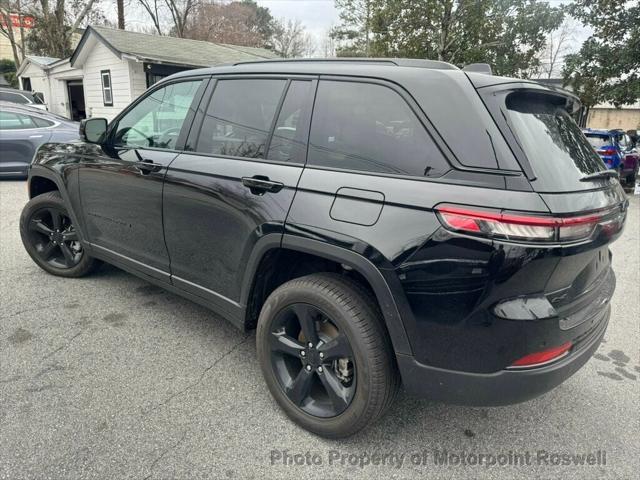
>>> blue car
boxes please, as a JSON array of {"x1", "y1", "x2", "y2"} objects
[
  {"x1": 583, "y1": 128, "x2": 640, "y2": 183},
  {"x1": 0, "y1": 102, "x2": 79, "y2": 178}
]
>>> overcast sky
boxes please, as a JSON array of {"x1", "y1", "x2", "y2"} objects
[
  {"x1": 257, "y1": 0, "x2": 339, "y2": 39},
  {"x1": 117, "y1": 0, "x2": 589, "y2": 64}
]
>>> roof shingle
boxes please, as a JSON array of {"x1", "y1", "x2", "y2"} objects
[{"x1": 91, "y1": 26, "x2": 278, "y2": 67}]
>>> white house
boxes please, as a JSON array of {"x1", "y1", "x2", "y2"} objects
[{"x1": 17, "y1": 26, "x2": 277, "y2": 122}]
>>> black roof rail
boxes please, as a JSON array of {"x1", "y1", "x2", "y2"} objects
[{"x1": 232, "y1": 57, "x2": 458, "y2": 70}]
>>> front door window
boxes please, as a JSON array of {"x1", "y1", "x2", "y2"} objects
[{"x1": 113, "y1": 80, "x2": 203, "y2": 150}]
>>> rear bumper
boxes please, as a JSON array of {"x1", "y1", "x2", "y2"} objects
[{"x1": 397, "y1": 305, "x2": 609, "y2": 406}]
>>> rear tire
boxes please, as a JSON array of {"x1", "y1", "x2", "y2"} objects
[
  {"x1": 256, "y1": 273, "x2": 399, "y2": 438},
  {"x1": 20, "y1": 191, "x2": 100, "y2": 277},
  {"x1": 626, "y1": 163, "x2": 638, "y2": 185}
]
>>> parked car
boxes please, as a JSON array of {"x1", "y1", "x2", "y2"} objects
[
  {"x1": 0, "y1": 102, "x2": 78, "y2": 178},
  {"x1": 583, "y1": 128, "x2": 639, "y2": 185},
  {"x1": 19, "y1": 59, "x2": 627, "y2": 438},
  {"x1": 0, "y1": 87, "x2": 47, "y2": 110}
]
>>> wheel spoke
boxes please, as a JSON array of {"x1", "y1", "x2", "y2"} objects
[
  {"x1": 30, "y1": 219, "x2": 53, "y2": 236},
  {"x1": 318, "y1": 368, "x2": 350, "y2": 413},
  {"x1": 286, "y1": 368, "x2": 315, "y2": 406},
  {"x1": 49, "y1": 209, "x2": 62, "y2": 231},
  {"x1": 294, "y1": 304, "x2": 319, "y2": 345},
  {"x1": 39, "y1": 241, "x2": 57, "y2": 260},
  {"x1": 59, "y1": 243, "x2": 75, "y2": 266},
  {"x1": 271, "y1": 332, "x2": 305, "y2": 358},
  {"x1": 318, "y1": 333, "x2": 352, "y2": 361},
  {"x1": 62, "y1": 230, "x2": 78, "y2": 241}
]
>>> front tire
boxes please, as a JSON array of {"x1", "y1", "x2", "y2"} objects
[
  {"x1": 256, "y1": 273, "x2": 399, "y2": 438},
  {"x1": 20, "y1": 191, "x2": 100, "y2": 277}
]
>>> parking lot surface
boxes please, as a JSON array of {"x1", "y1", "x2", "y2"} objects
[{"x1": 1, "y1": 179, "x2": 638, "y2": 479}]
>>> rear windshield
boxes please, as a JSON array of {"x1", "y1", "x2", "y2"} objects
[
  {"x1": 505, "y1": 91, "x2": 606, "y2": 192},
  {"x1": 585, "y1": 134, "x2": 611, "y2": 148}
]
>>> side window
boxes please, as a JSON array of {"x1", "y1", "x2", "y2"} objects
[
  {"x1": 308, "y1": 81, "x2": 449, "y2": 177},
  {"x1": 32, "y1": 116, "x2": 54, "y2": 128},
  {"x1": 113, "y1": 80, "x2": 203, "y2": 150},
  {"x1": 196, "y1": 79, "x2": 286, "y2": 159},
  {"x1": 0, "y1": 111, "x2": 37, "y2": 129},
  {"x1": 618, "y1": 134, "x2": 629, "y2": 149},
  {"x1": 0, "y1": 92, "x2": 29, "y2": 104},
  {"x1": 266, "y1": 80, "x2": 312, "y2": 163},
  {"x1": 101, "y1": 70, "x2": 113, "y2": 106}
]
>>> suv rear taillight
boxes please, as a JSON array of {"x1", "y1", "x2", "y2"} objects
[
  {"x1": 435, "y1": 205, "x2": 625, "y2": 243},
  {"x1": 599, "y1": 148, "x2": 616, "y2": 156}
]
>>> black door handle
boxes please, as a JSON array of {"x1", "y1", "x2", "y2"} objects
[
  {"x1": 135, "y1": 159, "x2": 162, "y2": 174},
  {"x1": 241, "y1": 176, "x2": 284, "y2": 195}
]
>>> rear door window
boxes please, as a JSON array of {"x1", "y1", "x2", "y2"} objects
[
  {"x1": 266, "y1": 80, "x2": 312, "y2": 164},
  {"x1": 585, "y1": 135, "x2": 610, "y2": 149},
  {"x1": 196, "y1": 79, "x2": 286, "y2": 159},
  {"x1": 307, "y1": 80, "x2": 450, "y2": 177},
  {"x1": 0, "y1": 111, "x2": 38, "y2": 129},
  {"x1": 503, "y1": 91, "x2": 606, "y2": 192}
]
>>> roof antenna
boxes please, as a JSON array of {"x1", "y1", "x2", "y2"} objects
[{"x1": 463, "y1": 63, "x2": 493, "y2": 75}]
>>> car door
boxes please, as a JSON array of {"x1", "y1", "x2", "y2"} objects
[
  {"x1": 0, "y1": 110, "x2": 52, "y2": 175},
  {"x1": 78, "y1": 77, "x2": 208, "y2": 281},
  {"x1": 162, "y1": 77, "x2": 315, "y2": 321}
]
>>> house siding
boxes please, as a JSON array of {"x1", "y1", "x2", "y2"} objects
[
  {"x1": 20, "y1": 63, "x2": 50, "y2": 104},
  {"x1": 130, "y1": 60, "x2": 148, "y2": 99},
  {"x1": 83, "y1": 41, "x2": 133, "y2": 120},
  {"x1": 48, "y1": 61, "x2": 84, "y2": 118}
]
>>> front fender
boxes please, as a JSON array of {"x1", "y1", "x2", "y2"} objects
[{"x1": 28, "y1": 142, "x2": 98, "y2": 248}]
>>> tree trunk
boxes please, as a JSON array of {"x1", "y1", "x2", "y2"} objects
[
  {"x1": 117, "y1": 0, "x2": 125, "y2": 29},
  {"x1": 17, "y1": 0, "x2": 26, "y2": 62},
  {"x1": 0, "y1": 10, "x2": 22, "y2": 67},
  {"x1": 365, "y1": 0, "x2": 370, "y2": 56}
]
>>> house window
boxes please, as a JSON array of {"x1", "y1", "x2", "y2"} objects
[{"x1": 101, "y1": 70, "x2": 113, "y2": 106}]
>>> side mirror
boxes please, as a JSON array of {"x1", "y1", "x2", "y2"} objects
[{"x1": 80, "y1": 118, "x2": 108, "y2": 144}]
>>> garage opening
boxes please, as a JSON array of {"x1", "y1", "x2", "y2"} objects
[{"x1": 66, "y1": 80, "x2": 86, "y2": 121}]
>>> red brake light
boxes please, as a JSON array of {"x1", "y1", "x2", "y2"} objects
[
  {"x1": 599, "y1": 148, "x2": 616, "y2": 155},
  {"x1": 436, "y1": 205, "x2": 624, "y2": 243},
  {"x1": 510, "y1": 342, "x2": 572, "y2": 368}
]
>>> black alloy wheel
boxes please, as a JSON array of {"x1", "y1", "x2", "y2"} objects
[
  {"x1": 257, "y1": 273, "x2": 399, "y2": 438},
  {"x1": 20, "y1": 191, "x2": 100, "y2": 277},
  {"x1": 25, "y1": 207, "x2": 83, "y2": 269},
  {"x1": 269, "y1": 303, "x2": 356, "y2": 418}
]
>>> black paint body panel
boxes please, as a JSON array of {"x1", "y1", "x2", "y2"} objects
[{"x1": 25, "y1": 62, "x2": 627, "y2": 405}]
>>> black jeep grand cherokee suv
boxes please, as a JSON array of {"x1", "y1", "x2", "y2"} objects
[{"x1": 20, "y1": 59, "x2": 627, "y2": 438}]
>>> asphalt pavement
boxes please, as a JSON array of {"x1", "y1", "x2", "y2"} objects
[{"x1": 1, "y1": 179, "x2": 638, "y2": 480}]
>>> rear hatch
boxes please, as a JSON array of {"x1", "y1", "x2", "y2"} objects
[{"x1": 474, "y1": 78, "x2": 627, "y2": 332}]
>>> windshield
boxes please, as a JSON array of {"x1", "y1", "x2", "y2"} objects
[
  {"x1": 585, "y1": 135, "x2": 611, "y2": 148},
  {"x1": 505, "y1": 91, "x2": 606, "y2": 192}
]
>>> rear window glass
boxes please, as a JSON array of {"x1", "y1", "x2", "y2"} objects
[
  {"x1": 0, "y1": 91, "x2": 30, "y2": 104},
  {"x1": 505, "y1": 92, "x2": 605, "y2": 192},
  {"x1": 308, "y1": 81, "x2": 450, "y2": 177},
  {"x1": 585, "y1": 135, "x2": 610, "y2": 148}
]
